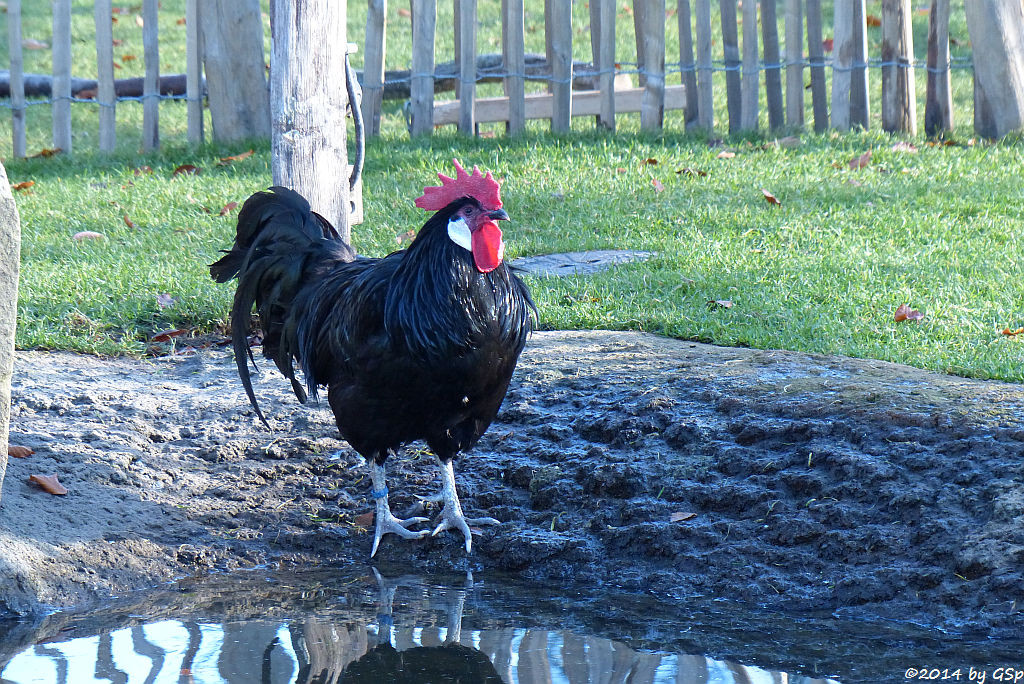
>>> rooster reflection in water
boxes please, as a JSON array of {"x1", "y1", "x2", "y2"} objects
[{"x1": 211, "y1": 160, "x2": 534, "y2": 556}]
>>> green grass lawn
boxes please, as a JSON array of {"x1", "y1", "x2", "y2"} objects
[{"x1": 2, "y1": 1, "x2": 1022, "y2": 383}]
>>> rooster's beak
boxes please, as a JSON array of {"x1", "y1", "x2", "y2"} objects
[{"x1": 488, "y1": 209, "x2": 509, "y2": 221}]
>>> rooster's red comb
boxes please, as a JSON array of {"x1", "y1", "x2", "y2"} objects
[{"x1": 415, "y1": 159, "x2": 502, "y2": 212}]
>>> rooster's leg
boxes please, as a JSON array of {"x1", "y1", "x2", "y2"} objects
[
  {"x1": 369, "y1": 461, "x2": 430, "y2": 557},
  {"x1": 431, "y1": 458, "x2": 500, "y2": 553}
]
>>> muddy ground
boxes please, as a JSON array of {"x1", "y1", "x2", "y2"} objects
[{"x1": 1, "y1": 330, "x2": 1022, "y2": 640}]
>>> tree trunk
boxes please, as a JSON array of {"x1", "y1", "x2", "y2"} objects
[
  {"x1": 965, "y1": 0, "x2": 1024, "y2": 138},
  {"x1": 270, "y1": 0, "x2": 350, "y2": 242},
  {"x1": 0, "y1": 163, "x2": 21, "y2": 505},
  {"x1": 201, "y1": 0, "x2": 270, "y2": 142}
]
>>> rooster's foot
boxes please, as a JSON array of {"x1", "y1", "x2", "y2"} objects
[
  {"x1": 370, "y1": 509, "x2": 430, "y2": 557},
  {"x1": 432, "y1": 458, "x2": 500, "y2": 553}
]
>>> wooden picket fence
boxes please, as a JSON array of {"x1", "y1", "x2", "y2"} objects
[{"x1": 361, "y1": 0, "x2": 964, "y2": 138}]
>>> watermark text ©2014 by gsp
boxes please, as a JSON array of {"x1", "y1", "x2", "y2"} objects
[{"x1": 905, "y1": 668, "x2": 1024, "y2": 683}]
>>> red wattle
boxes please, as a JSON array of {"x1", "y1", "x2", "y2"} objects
[{"x1": 471, "y1": 221, "x2": 504, "y2": 273}]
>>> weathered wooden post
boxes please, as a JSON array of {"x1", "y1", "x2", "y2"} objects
[
  {"x1": 270, "y1": 0, "x2": 350, "y2": 241},
  {"x1": 52, "y1": 0, "x2": 72, "y2": 153},
  {"x1": 201, "y1": 0, "x2": 270, "y2": 142},
  {"x1": 695, "y1": 0, "x2": 714, "y2": 132},
  {"x1": 740, "y1": 0, "x2": 759, "y2": 131},
  {"x1": 924, "y1": 0, "x2": 953, "y2": 137},
  {"x1": 881, "y1": 0, "x2": 916, "y2": 134},
  {"x1": 94, "y1": 0, "x2": 117, "y2": 152},
  {"x1": 719, "y1": 0, "x2": 741, "y2": 133},
  {"x1": 7, "y1": 0, "x2": 26, "y2": 158},
  {"x1": 142, "y1": 0, "x2": 160, "y2": 150},
  {"x1": 806, "y1": 0, "x2": 828, "y2": 131},
  {"x1": 965, "y1": 0, "x2": 1024, "y2": 138},
  {"x1": 784, "y1": 0, "x2": 803, "y2": 128},
  {"x1": 0, "y1": 164, "x2": 20, "y2": 505}
]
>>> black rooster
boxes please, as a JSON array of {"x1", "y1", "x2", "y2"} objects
[{"x1": 210, "y1": 160, "x2": 534, "y2": 556}]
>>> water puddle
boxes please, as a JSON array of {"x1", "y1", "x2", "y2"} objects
[{"x1": 0, "y1": 568, "x2": 1017, "y2": 683}]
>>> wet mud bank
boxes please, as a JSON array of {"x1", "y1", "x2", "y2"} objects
[{"x1": 1, "y1": 331, "x2": 1022, "y2": 640}]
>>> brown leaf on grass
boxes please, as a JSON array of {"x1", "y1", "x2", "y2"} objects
[
  {"x1": 670, "y1": 511, "x2": 697, "y2": 523},
  {"x1": 1001, "y1": 327, "x2": 1024, "y2": 337},
  {"x1": 708, "y1": 299, "x2": 734, "y2": 309},
  {"x1": 396, "y1": 229, "x2": 417, "y2": 245},
  {"x1": 72, "y1": 231, "x2": 104, "y2": 241},
  {"x1": 217, "y1": 149, "x2": 254, "y2": 166},
  {"x1": 30, "y1": 147, "x2": 61, "y2": 158},
  {"x1": 354, "y1": 511, "x2": 375, "y2": 527},
  {"x1": 11, "y1": 181, "x2": 35, "y2": 191},
  {"x1": 29, "y1": 474, "x2": 68, "y2": 496},
  {"x1": 9, "y1": 445, "x2": 34, "y2": 459},
  {"x1": 172, "y1": 164, "x2": 201, "y2": 177},
  {"x1": 761, "y1": 188, "x2": 782, "y2": 206},
  {"x1": 616, "y1": 167, "x2": 627, "y2": 174},
  {"x1": 865, "y1": 14, "x2": 881, "y2": 27},
  {"x1": 218, "y1": 201, "x2": 238, "y2": 216},
  {"x1": 151, "y1": 328, "x2": 190, "y2": 343},
  {"x1": 894, "y1": 303, "x2": 924, "y2": 322},
  {"x1": 176, "y1": 16, "x2": 186, "y2": 25},
  {"x1": 123, "y1": 214, "x2": 136, "y2": 229},
  {"x1": 77, "y1": 88, "x2": 97, "y2": 99},
  {"x1": 676, "y1": 167, "x2": 708, "y2": 177},
  {"x1": 121, "y1": 54, "x2": 137, "y2": 62},
  {"x1": 22, "y1": 38, "x2": 48, "y2": 50},
  {"x1": 848, "y1": 149, "x2": 872, "y2": 169},
  {"x1": 716, "y1": 150, "x2": 736, "y2": 159},
  {"x1": 113, "y1": 61, "x2": 122, "y2": 69},
  {"x1": 640, "y1": 157, "x2": 659, "y2": 166},
  {"x1": 822, "y1": 37, "x2": 834, "y2": 53},
  {"x1": 112, "y1": 38, "x2": 124, "y2": 46},
  {"x1": 651, "y1": 178, "x2": 665, "y2": 192},
  {"x1": 112, "y1": 6, "x2": 132, "y2": 14},
  {"x1": 891, "y1": 141, "x2": 918, "y2": 153},
  {"x1": 397, "y1": 7, "x2": 411, "y2": 17}
]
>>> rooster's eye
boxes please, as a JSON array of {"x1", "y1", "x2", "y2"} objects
[{"x1": 463, "y1": 207, "x2": 474, "y2": 216}]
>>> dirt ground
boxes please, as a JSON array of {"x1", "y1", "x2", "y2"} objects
[{"x1": 1, "y1": 330, "x2": 1022, "y2": 640}]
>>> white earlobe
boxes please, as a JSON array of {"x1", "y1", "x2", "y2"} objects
[{"x1": 447, "y1": 217, "x2": 473, "y2": 251}]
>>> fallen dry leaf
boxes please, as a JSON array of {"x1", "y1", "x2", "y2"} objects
[
  {"x1": 29, "y1": 474, "x2": 68, "y2": 496},
  {"x1": 1001, "y1": 327, "x2": 1024, "y2": 337},
  {"x1": 217, "y1": 149, "x2": 255, "y2": 165},
  {"x1": 761, "y1": 188, "x2": 781, "y2": 206},
  {"x1": 156, "y1": 293, "x2": 177, "y2": 309},
  {"x1": 894, "y1": 303, "x2": 924, "y2": 322},
  {"x1": 396, "y1": 229, "x2": 417, "y2": 245},
  {"x1": 30, "y1": 147, "x2": 61, "y2": 158},
  {"x1": 848, "y1": 149, "x2": 872, "y2": 169},
  {"x1": 676, "y1": 167, "x2": 708, "y2": 177},
  {"x1": 218, "y1": 201, "x2": 239, "y2": 216},
  {"x1": 121, "y1": 54, "x2": 137, "y2": 62},
  {"x1": 176, "y1": 16, "x2": 186, "y2": 25},
  {"x1": 76, "y1": 88, "x2": 97, "y2": 99},
  {"x1": 822, "y1": 37, "x2": 834, "y2": 53},
  {"x1": 172, "y1": 164, "x2": 201, "y2": 177},
  {"x1": 22, "y1": 38, "x2": 48, "y2": 50},
  {"x1": 865, "y1": 14, "x2": 881, "y2": 27},
  {"x1": 670, "y1": 511, "x2": 697, "y2": 523},
  {"x1": 397, "y1": 7, "x2": 411, "y2": 16},
  {"x1": 651, "y1": 178, "x2": 665, "y2": 192},
  {"x1": 11, "y1": 180, "x2": 34, "y2": 191},
  {"x1": 72, "y1": 231, "x2": 104, "y2": 241},
  {"x1": 708, "y1": 299, "x2": 734, "y2": 309},
  {"x1": 354, "y1": 511, "x2": 375, "y2": 527},
  {"x1": 640, "y1": 157, "x2": 659, "y2": 166},
  {"x1": 891, "y1": 141, "x2": 918, "y2": 154},
  {"x1": 716, "y1": 150, "x2": 736, "y2": 159},
  {"x1": 8, "y1": 445, "x2": 33, "y2": 458},
  {"x1": 151, "y1": 328, "x2": 190, "y2": 343},
  {"x1": 616, "y1": 167, "x2": 627, "y2": 174},
  {"x1": 123, "y1": 215, "x2": 136, "y2": 229},
  {"x1": 113, "y1": 61, "x2": 122, "y2": 69}
]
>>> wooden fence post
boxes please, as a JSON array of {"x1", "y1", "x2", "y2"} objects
[
  {"x1": 784, "y1": 0, "x2": 802, "y2": 127},
  {"x1": 761, "y1": 0, "x2": 783, "y2": 130},
  {"x1": 502, "y1": 0, "x2": 527, "y2": 134},
  {"x1": 363, "y1": 0, "x2": 387, "y2": 137},
  {"x1": 597, "y1": 0, "x2": 616, "y2": 130},
  {"x1": 831, "y1": 0, "x2": 854, "y2": 130},
  {"x1": 719, "y1": 0, "x2": 741, "y2": 133},
  {"x1": 924, "y1": 0, "x2": 953, "y2": 137},
  {"x1": 7, "y1": 0, "x2": 26, "y2": 158},
  {"x1": 142, "y1": 0, "x2": 160, "y2": 150},
  {"x1": 457, "y1": 0, "x2": 477, "y2": 134},
  {"x1": 850, "y1": 0, "x2": 869, "y2": 127},
  {"x1": 678, "y1": 0, "x2": 698, "y2": 128},
  {"x1": 94, "y1": 0, "x2": 117, "y2": 152},
  {"x1": 740, "y1": 0, "x2": 759, "y2": 131},
  {"x1": 0, "y1": 163, "x2": 19, "y2": 506},
  {"x1": 410, "y1": 0, "x2": 437, "y2": 135},
  {"x1": 547, "y1": 0, "x2": 573, "y2": 133},
  {"x1": 202, "y1": 0, "x2": 270, "y2": 142},
  {"x1": 881, "y1": 0, "x2": 916, "y2": 134},
  {"x1": 270, "y1": 0, "x2": 350, "y2": 240},
  {"x1": 965, "y1": 1, "x2": 1024, "y2": 138},
  {"x1": 806, "y1": 0, "x2": 827, "y2": 131},
  {"x1": 52, "y1": 0, "x2": 73, "y2": 154},
  {"x1": 639, "y1": 0, "x2": 666, "y2": 130},
  {"x1": 695, "y1": 0, "x2": 714, "y2": 131},
  {"x1": 185, "y1": 0, "x2": 204, "y2": 144}
]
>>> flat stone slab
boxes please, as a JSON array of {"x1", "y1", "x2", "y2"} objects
[{"x1": 511, "y1": 249, "x2": 654, "y2": 276}]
